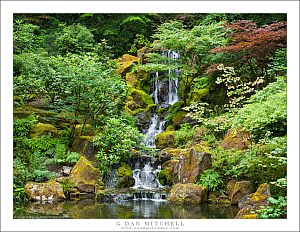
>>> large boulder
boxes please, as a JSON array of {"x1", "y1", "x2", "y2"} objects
[
  {"x1": 159, "y1": 146, "x2": 212, "y2": 184},
  {"x1": 229, "y1": 180, "x2": 254, "y2": 204},
  {"x1": 168, "y1": 183, "x2": 207, "y2": 205},
  {"x1": 68, "y1": 156, "x2": 99, "y2": 193},
  {"x1": 236, "y1": 183, "x2": 271, "y2": 219},
  {"x1": 25, "y1": 181, "x2": 65, "y2": 202},
  {"x1": 155, "y1": 131, "x2": 176, "y2": 149},
  {"x1": 29, "y1": 122, "x2": 58, "y2": 138},
  {"x1": 221, "y1": 129, "x2": 252, "y2": 150}
]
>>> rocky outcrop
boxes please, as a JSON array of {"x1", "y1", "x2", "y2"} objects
[
  {"x1": 168, "y1": 183, "x2": 207, "y2": 205},
  {"x1": 25, "y1": 181, "x2": 65, "y2": 202},
  {"x1": 29, "y1": 122, "x2": 58, "y2": 138},
  {"x1": 236, "y1": 183, "x2": 271, "y2": 219},
  {"x1": 221, "y1": 129, "x2": 252, "y2": 150},
  {"x1": 159, "y1": 146, "x2": 212, "y2": 184},
  {"x1": 228, "y1": 180, "x2": 254, "y2": 204},
  {"x1": 68, "y1": 156, "x2": 99, "y2": 193}
]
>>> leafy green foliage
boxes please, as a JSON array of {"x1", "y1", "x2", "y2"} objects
[
  {"x1": 230, "y1": 76, "x2": 286, "y2": 140},
  {"x1": 197, "y1": 169, "x2": 224, "y2": 191},
  {"x1": 267, "y1": 48, "x2": 287, "y2": 77},
  {"x1": 13, "y1": 20, "x2": 45, "y2": 54},
  {"x1": 215, "y1": 64, "x2": 264, "y2": 110},
  {"x1": 128, "y1": 34, "x2": 151, "y2": 54},
  {"x1": 54, "y1": 23, "x2": 95, "y2": 54},
  {"x1": 93, "y1": 116, "x2": 145, "y2": 176},
  {"x1": 183, "y1": 102, "x2": 212, "y2": 123},
  {"x1": 174, "y1": 124, "x2": 196, "y2": 148},
  {"x1": 212, "y1": 136, "x2": 286, "y2": 186},
  {"x1": 256, "y1": 196, "x2": 287, "y2": 219}
]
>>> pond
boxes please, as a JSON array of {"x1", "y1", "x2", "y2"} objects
[{"x1": 14, "y1": 198, "x2": 239, "y2": 219}]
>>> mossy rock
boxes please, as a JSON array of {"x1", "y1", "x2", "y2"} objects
[
  {"x1": 116, "y1": 163, "x2": 134, "y2": 188},
  {"x1": 155, "y1": 131, "x2": 176, "y2": 149},
  {"x1": 158, "y1": 169, "x2": 173, "y2": 186},
  {"x1": 221, "y1": 129, "x2": 252, "y2": 150},
  {"x1": 130, "y1": 88, "x2": 154, "y2": 107},
  {"x1": 235, "y1": 184, "x2": 271, "y2": 219},
  {"x1": 14, "y1": 106, "x2": 56, "y2": 119},
  {"x1": 71, "y1": 136, "x2": 97, "y2": 161},
  {"x1": 166, "y1": 125, "x2": 175, "y2": 131},
  {"x1": 25, "y1": 180, "x2": 65, "y2": 202},
  {"x1": 118, "y1": 163, "x2": 133, "y2": 177},
  {"x1": 238, "y1": 183, "x2": 271, "y2": 209},
  {"x1": 30, "y1": 122, "x2": 58, "y2": 138},
  {"x1": 119, "y1": 54, "x2": 138, "y2": 76},
  {"x1": 189, "y1": 88, "x2": 209, "y2": 103},
  {"x1": 172, "y1": 111, "x2": 187, "y2": 127},
  {"x1": 74, "y1": 124, "x2": 95, "y2": 137},
  {"x1": 146, "y1": 104, "x2": 157, "y2": 112},
  {"x1": 157, "y1": 107, "x2": 168, "y2": 116},
  {"x1": 230, "y1": 181, "x2": 254, "y2": 204},
  {"x1": 160, "y1": 146, "x2": 211, "y2": 184},
  {"x1": 125, "y1": 72, "x2": 138, "y2": 87},
  {"x1": 167, "y1": 183, "x2": 207, "y2": 205},
  {"x1": 69, "y1": 156, "x2": 100, "y2": 193}
]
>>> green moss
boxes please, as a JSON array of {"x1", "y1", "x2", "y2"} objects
[
  {"x1": 74, "y1": 124, "x2": 95, "y2": 137},
  {"x1": 29, "y1": 122, "x2": 58, "y2": 138},
  {"x1": 14, "y1": 106, "x2": 56, "y2": 118},
  {"x1": 118, "y1": 163, "x2": 133, "y2": 177},
  {"x1": 172, "y1": 111, "x2": 187, "y2": 126},
  {"x1": 189, "y1": 88, "x2": 209, "y2": 103},
  {"x1": 166, "y1": 125, "x2": 175, "y2": 131},
  {"x1": 157, "y1": 107, "x2": 168, "y2": 116},
  {"x1": 158, "y1": 169, "x2": 173, "y2": 186},
  {"x1": 130, "y1": 88, "x2": 154, "y2": 106},
  {"x1": 155, "y1": 131, "x2": 176, "y2": 149},
  {"x1": 166, "y1": 100, "x2": 184, "y2": 125},
  {"x1": 146, "y1": 104, "x2": 157, "y2": 112}
]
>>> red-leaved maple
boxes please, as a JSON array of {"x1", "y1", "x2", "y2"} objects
[{"x1": 211, "y1": 20, "x2": 287, "y2": 68}]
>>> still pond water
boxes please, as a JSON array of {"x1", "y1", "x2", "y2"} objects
[{"x1": 14, "y1": 199, "x2": 239, "y2": 219}]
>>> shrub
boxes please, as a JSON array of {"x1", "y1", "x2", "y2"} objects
[
  {"x1": 93, "y1": 116, "x2": 145, "y2": 176},
  {"x1": 256, "y1": 196, "x2": 287, "y2": 219},
  {"x1": 174, "y1": 123, "x2": 196, "y2": 148},
  {"x1": 230, "y1": 76, "x2": 286, "y2": 141},
  {"x1": 197, "y1": 169, "x2": 224, "y2": 191}
]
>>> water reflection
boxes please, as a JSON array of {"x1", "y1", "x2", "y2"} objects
[{"x1": 14, "y1": 199, "x2": 239, "y2": 219}]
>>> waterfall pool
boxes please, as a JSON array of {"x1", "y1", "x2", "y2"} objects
[{"x1": 14, "y1": 198, "x2": 239, "y2": 219}]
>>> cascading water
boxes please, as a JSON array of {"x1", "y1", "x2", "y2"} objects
[
  {"x1": 143, "y1": 50, "x2": 180, "y2": 148},
  {"x1": 130, "y1": 50, "x2": 181, "y2": 201},
  {"x1": 132, "y1": 162, "x2": 162, "y2": 189}
]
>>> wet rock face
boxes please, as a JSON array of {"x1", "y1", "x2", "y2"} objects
[
  {"x1": 221, "y1": 129, "x2": 252, "y2": 150},
  {"x1": 69, "y1": 156, "x2": 99, "y2": 193},
  {"x1": 25, "y1": 181, "x2": 65, "y2": 202},
  {"x1": 135, "y1": 112, "x2": 152, "y2": 132},
  {"x1": 168, "y1": 183, "x2": 207, "y2": 205},
  {"x1": 235, "y1": 183, "x2": 271, "y2": 219},
  {"x1": 159, "y1": 147, "x2": 212, "y2": 184}
]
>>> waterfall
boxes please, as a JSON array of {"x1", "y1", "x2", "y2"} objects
[
  {"x1": 143, "y1": 50, "x2": 180, "y2": 148},
  {"x1": 130, "y1": 50, "x2": 180, "y2": 198},
  {"x1": 132, "y1": 162, "x2": 162, "y2": 189}
]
